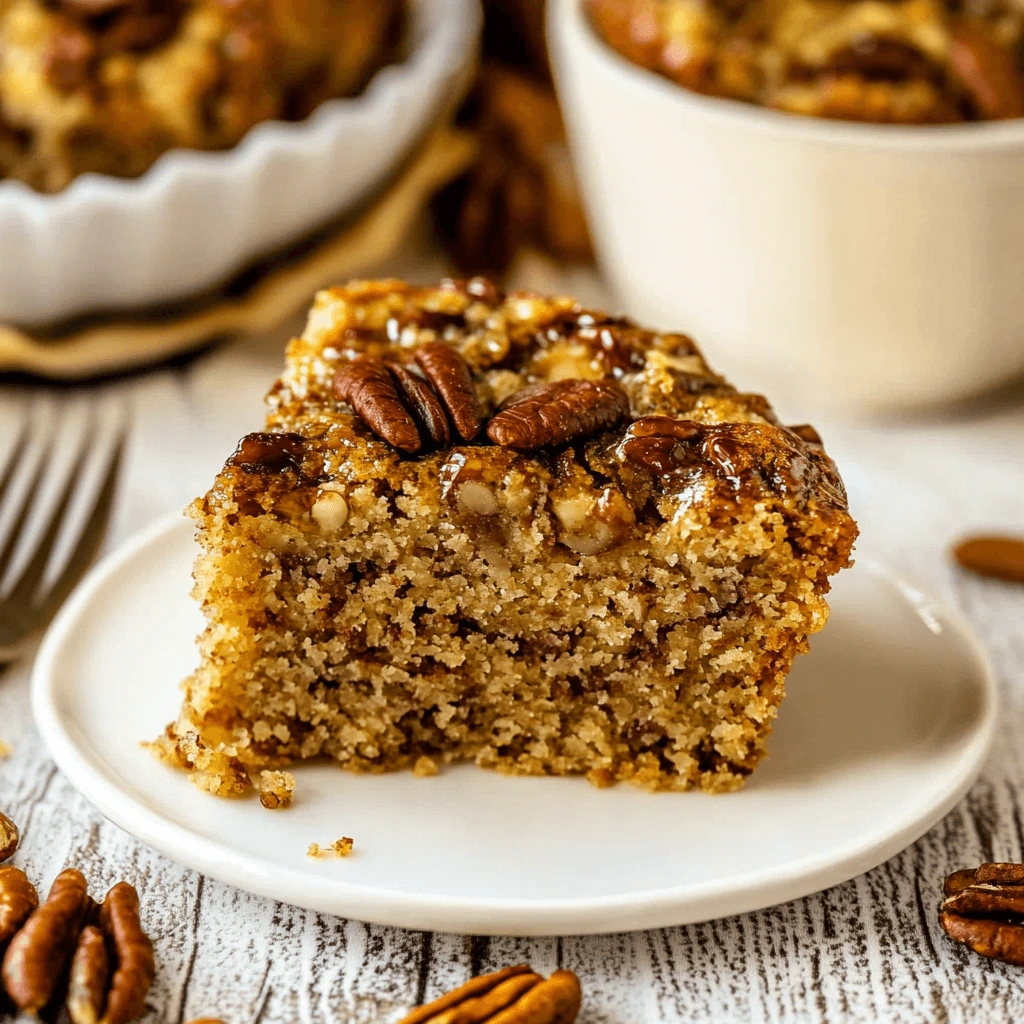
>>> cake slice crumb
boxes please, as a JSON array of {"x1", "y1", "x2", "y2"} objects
[
  {"x1": 258, "y1": 770, "x2": 295, "y2": 809},
  {"x1": 308, "y1": 838, "x2": 355, "y2": 858}
]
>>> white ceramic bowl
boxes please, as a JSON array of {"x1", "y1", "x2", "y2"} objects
[
  {"x1": 0, "y1": 0, "x2": 481, "y2": 329},
  {"x1": 549, "y1": 0, "x2": 1024, "y2": 414}
]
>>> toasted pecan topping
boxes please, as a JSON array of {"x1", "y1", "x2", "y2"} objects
[
  {"x1": 0, "y1": 812, "x2": 17, "y2": 863},
  {"x1": 940, "y1": 863, "x2": 1024, "y2": 965},
  {"x1": 488, "y1": 379, "x2": 629, "y2": 450},
  {"x1": 97, "y1": 882, "x2": 154, "y2": 1024},
  {"x1": 444, "y1": 276, "x2": 505, "y2": 306},
  {"x1": 397, "y1": 964, "x2": 582, "y2": 1024},
  {"x1": 788, "y1": 424, "x2": 823, "y2": 446},
  {"x1": 0, "y1": 867, "x2": 38, "y2": 946},
  {"x1": 228, "y1": 432, "x2": 307, "y2": 474},
  {"x1": 823, "y1": 37, "x2": 938, "y2": 82},
  {"x1": 2, "y1": 868, "x2": 93, "y2": 1014},
  {"x1": 390, "y1": 363, "x2": 451, "y2": 446},
  {"x1": 951, "y1": 21, "x2": 1024, "y2": 120},
  {"x1": 626, "y1": 415, "x2": 703, "y2": 441},
  {"x1": 335, "y1": 356, "x2": 422, "y2": 454},
  {"x1": 414, "y1": 342, "x2": 483, "y2": 441},
  {"x1": 67, "y1": 925, "x2": 111, "y2": 1024}
]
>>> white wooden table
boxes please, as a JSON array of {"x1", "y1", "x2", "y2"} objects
[{"x1": 1, "y1": 251, "x2": 1023, "y2": 1023}]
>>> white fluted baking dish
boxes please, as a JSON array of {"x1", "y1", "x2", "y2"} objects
[{"x1": 0, "y1": 0, "x2": 481, "y2": 328}]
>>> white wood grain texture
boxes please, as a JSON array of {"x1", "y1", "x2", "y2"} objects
[{"x1": 1, "y1": 286, "x2": 1024, "y2": 1024}]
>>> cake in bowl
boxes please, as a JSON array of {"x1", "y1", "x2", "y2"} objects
[
  {"x1": 153, "y1": 278, "x2": 857, "y2": 801},
  {"x1": 0, "y1": 0, "x2": 401, "y2": 192},
  {"x1": 586, "y1": 0, "x2": 1024, "y2": 123}
]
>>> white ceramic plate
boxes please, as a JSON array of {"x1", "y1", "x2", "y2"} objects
[{"x1": 32, "y1": 515, "x2": 996, "y2": 936}]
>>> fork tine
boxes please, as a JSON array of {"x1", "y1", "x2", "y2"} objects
[
  {"x1": 0, "y1": 420, "x2": 54, "y2": 583},
  {"x1": 0, "y1": 415, "x2": 30, "y2": 507},
  {"x1": 32, "y1": 429, "x2": 125, "y2": 623},
  {"x1": 2, "y1": 421, "x2": 97, "y2": 609}
]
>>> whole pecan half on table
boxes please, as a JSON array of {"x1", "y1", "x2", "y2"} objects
[
  {"x1": 2, "y1": 868, "x2": 94, "y2": 1014},
  {"x1": 0, "y1": 812, "x2": 18, "y2": 863},
  {"x1": 940, "y1": 863, "x2": 1024, "y2": 965},
  {"x1": 1, "y1": 867, "x2": 154, "y2": 1024},
  {"x1": 92, "y1": 882, "x2": 155, "y2": 1024},
  {"x1": 397, "y1": 964, "x2": 582, "y2": 1024},
  {"x1": 0, "y1": 867, "x2": 39, "y2": 947}
]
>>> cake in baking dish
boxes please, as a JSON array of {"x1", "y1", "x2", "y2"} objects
[
  {"x1": 154, "y1": 277, "x2": 857, "y2": 802},
  {"x1": 587, "y1": 0, "x2": 1024, "y2": 124},
  {"x1": 0, "y1": 0, "x2": 400, "y2": 192}
]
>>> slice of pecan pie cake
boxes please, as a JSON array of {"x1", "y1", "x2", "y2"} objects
[{"x1": 154, "y1": 278, "x2": 857, "y2": 801}]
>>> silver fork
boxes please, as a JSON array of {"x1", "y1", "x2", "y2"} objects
[{"x1": 0, "y1": 413, "x2": 125, "y2": 660}]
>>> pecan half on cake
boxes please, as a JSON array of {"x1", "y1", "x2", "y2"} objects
[{"x1": 154, "y1": 278, "x2": 857, "y2": 798}]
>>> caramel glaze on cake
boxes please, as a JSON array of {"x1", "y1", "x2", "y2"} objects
[{"x1": 153, "y1": 277, "x2": 857, "y2": 799}]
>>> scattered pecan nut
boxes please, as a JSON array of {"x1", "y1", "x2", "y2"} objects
[
  {"x1": 334, "y1": 356, "x2": 422, "y2": 454},
  {"x1": 0, "y1": 813, "x2": 17, "y2": 863},
  {"x1": 67, "y1": 925, "x2": 111, "y2": 1024},
  {"x1": 97, "y1": 882, "x2": 155, "y2": 1024},
  {"x1": 488, "y1": 379, "x2": 629, "y2": 450},
  {"x1": 398, "y1": 964, "x2": 582, "y2": 1024},
  {"x1": 953, "y1": 536, "x2": 1024, "y2": 583},
  {"x1": 414, "y1": 341, "x2": 483, "y2": 441},
  {"x1": 940, "y1": 863, "x2": 1024, "y2": 965},
  {"x1": 0, "y1": 867, "x2": 39, "y2": 947},
  {"x1": 2, "y1": 868, "x2": 93, "y2": 1014}
]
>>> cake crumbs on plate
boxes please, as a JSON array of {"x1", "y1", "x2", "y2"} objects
[
  {"x1": 0, "y1": 740, "x2": 10, "y2": 760},
  {"x1": 258, "y1": 770, "x2": 295, "y2": 809},
  {"x1": 308, "y1": 838, "x2": 354, "y2": 858}
]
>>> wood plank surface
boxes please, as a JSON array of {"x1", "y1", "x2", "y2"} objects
[{"x1": 1, "y1": 261, "x2": 1023, "y2": 1023}]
